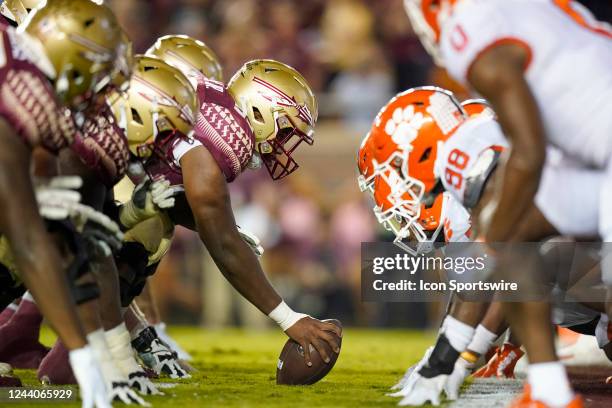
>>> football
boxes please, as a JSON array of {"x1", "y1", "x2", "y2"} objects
[{"x1": 276, "y1": 319, "x2": 343, "y2": 385}]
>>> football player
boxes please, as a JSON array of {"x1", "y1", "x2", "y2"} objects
[
  {"x1": 403, "y1": 1, "x2": 612, "y2": 407},
  {"x1": 111, "y1": 53, "x2": 342, "y2": 368},
  {"x1": 360, "y1": 87, "x2": 609, "y2": 405},
  {"x1": 0, "y1": 1, "x2": 159, "y2": 403},
  {"x1": 0, "y1": 0, "x2": 131, "y2": 406}
]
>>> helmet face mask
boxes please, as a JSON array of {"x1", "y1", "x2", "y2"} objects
[
  {"x1": 372, "y1": 150, "x2": 425, "y2": 243},
  {"x1": 228, "y1": 59, "x2": 318, "y2": 180},
  {"x1": 257, "y1": 111, "x2": 314, "y2": 180}
]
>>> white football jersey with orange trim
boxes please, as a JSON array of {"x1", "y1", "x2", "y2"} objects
[
  {"x1": 434, "y1": 115, "x2": 507, "y2": 204},
  {"x1": 440, "y1": 0, "x2": 612, "y2": 168}
]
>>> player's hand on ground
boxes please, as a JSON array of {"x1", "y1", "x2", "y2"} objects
[
  {"x1": 127, "y1": 370, "x2": 163, "y2": 396},
  {"x1": 395, "y1": 373, "x2": 447, "y2": 406},
  {"x1": 443, "y1": 357, "x2": 472, "y2": 400},
  {"x1": 109, "y1": 381, "x2": 150, "y2": 406},
  {"x1": 285, "y1": 316, "x2": 342, "y2": 367},
  {"x1": 68, "y1": 346, "x2": 111, "y2": 408},
  {"x1": 390, "y1": 347, "x2": 433, "y2": 391}
]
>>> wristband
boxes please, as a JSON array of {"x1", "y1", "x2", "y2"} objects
[
  {"x1": 268, "y1": 301, "x2": 307, "y2": 331},
  {"x1": 460, "y1": 351, "x2": 479, "y2": 364}
]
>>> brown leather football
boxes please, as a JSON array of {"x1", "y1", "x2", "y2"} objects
[{"x1": 276, "y1": 319, "x2": 342, "y2": 385}]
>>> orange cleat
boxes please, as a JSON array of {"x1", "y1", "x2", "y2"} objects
[
  {"x1": 473, "y1": 343, "x2": 524, "y2": 379},
  {"x1": 508, "y1": 385, "x2": 583, "y2": 408}
]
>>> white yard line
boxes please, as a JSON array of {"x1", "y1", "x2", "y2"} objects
[{"x1": 449, "y1": 378, "x2": 524, "y2": 408}]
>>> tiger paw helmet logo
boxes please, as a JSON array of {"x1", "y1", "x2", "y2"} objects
[{"x1": 383, "y1": 105, "x2": 428, "y2": 149}]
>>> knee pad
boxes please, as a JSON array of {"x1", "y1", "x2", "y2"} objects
[{"x1": 46, "y1": 220, "x2": 100, "y2": 305}]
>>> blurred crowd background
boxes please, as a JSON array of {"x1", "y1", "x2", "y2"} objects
[{"x1": 109, "y1": 0, "x2": 612, "y2": 329}]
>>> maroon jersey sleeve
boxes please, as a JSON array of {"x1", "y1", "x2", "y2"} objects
[
  {"x1": 71, "y1": 103, "x2": 130, "y2": 187},
  {"x1": 193, "y1": 78, "x2": 254, "y2": 182},
  {"x1": 0, "y1": 25, "x2": 76, "y2": 152}
]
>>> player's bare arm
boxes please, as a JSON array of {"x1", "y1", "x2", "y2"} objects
[
  {"x1": 0, "y1": 119, "x2": 86, "y2": 350},
  {"x1": 181, "y1": 145, "x2": 341, "y2": 364},
  {"x1": 468, "y1": 44, "x2": 546, "y2": 242}
]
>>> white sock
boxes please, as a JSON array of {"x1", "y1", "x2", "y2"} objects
[
  {"x1": 467, "y1": 324, "x2": 498, "y2": 355},
  {"x1": 528, "y1": 361, "x2": 573, "y2": 406},
  {"x1": 105, "y1": 323, "x2": 142, "y2": 376},
  {"x1": 443, "y1": 316, "x2": 475, "y2": 352},
  {"x1": 87, "y1": 328, "x2": 126, "y2": 384}
]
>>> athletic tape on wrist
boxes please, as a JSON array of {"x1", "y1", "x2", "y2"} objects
[{"x1": 268, "y1": 301, "x2": 307, "y2": 331}]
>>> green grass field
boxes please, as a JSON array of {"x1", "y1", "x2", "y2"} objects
[{"x1": 12, "y1": 327, "x2": 436, "y2": 408}]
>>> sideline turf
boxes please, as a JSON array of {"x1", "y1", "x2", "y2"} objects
[{"x1": 12, "y1": 327, "x2": 435, "y2": 407}]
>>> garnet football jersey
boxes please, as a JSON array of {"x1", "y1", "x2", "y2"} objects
[
  {"x1": 0, "y1": 24, "x2": 76, "y2": 152},
  {"x1": 145, "y1": 77, "x2": 255, "y2": 185}
]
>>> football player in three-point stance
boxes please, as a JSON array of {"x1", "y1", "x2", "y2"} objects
[
  {"x1": 402, "y1": 1, "x2": 612, "y2": 407},
  {"x1": 359, "y1": 86, "x2": 610, "y2": 406},
  {"x1": 0, "y1": 0, "x2": 138, "y2": 406},
  {"x1": 111, "y1": 49, "x2": 342, "y2": 368}
]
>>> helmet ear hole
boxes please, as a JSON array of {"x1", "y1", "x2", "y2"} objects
[
  {"x1": 252, "y1": 107, "x2": 264, "y2": 123},
  {"x1": 419, "y1": 147, "x2": 432, "y2": 162},
  {"x1": 131, "y1": 108, "x2": 143, "y2": 125}
]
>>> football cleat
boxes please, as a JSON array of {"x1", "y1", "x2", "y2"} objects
[
  {"x1": 472, "y1": 343, "x2": 524, "y2": 379},
  {"x1": 509, "y1": 385, "x2": 583, "y2": 408},
  {"x1": 132, "y1": 327, "x2": 190, "y2": 379}
]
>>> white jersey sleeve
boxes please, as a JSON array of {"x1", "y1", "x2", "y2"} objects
[{"x1": 439, "y1": 0, "x2": 522, "y2": 85}]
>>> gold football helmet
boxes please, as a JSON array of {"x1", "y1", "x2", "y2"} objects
[
  {"x1": 227, "y1": 59, "x2": 318, "y2": 180},
  {"x1": 110, "y1": 55, "x2": 197, "y2": 158},
  {"x1": 145, "y1": 34, "x2": 223, "y2": 88},
  {"x1": 21, "y1": 0, "x2": 127, "y2": 110}
]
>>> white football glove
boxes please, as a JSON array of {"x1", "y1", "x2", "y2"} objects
[
  {"x1": 35, "y1": 176, "x2": 82, "y2": 220},
  {"x1": 105, "y1": 324, "x2": 163, "y2": 396},
  {"x1": 390, "y1": 346, "x2": 433, "y2": 391},
  {"x1": 88, "y1": 329, "x2": 149, "y2": 406},
  {"x1": 443, "y1": 357, "x2": 472, "y2": 401},
  {"x1": 132, "y1": 327, "x2": 189, "y2": 379},
  {"x1": 125, "y1": 371, "x2": 162, "y2": 396},
  {"x1": 396, "y1": 373, "x2": 448, "y2": 406},
  {"x1": 237, "y1": 225, "x2": 264, "y2": 257},
  {"x1": 109, "y1": 382, "x2": 150, "y2": 406},
  {"x1": 68, "y1": 346, "x2": 111, "y2": 408}
]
